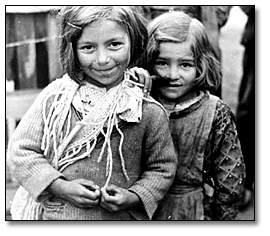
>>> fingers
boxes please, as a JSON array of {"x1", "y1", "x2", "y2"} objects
[
  {"x1": 65, "y1": 179, "x2": 100, "y2": 208},
  {"x1": 146, "y1": 76, "x2": 153, "y2": 97},
  {"x1": 62, "y1": 180, "x2": 128, "y2": 211},
  {"x1": 74, "y1": 186, "x2": 101, "y2": 208},
  {"x1": 150, "y1": 75, "x2": 158, "y2": 81},
  {"x1": 129, "y1": 67, "x2": 152, "y2": 96},
  {"x1": 74, "y1": 195, "x2": 99, "y2": 208},
  {"x1": 74, "y1": 179, "x2": 100, "y2": 197},
  {"x1": 99, "y1": 187, "x2": 114, "y2": 212},
  {"x1": 134, "y1": 68, "x2": 150, "y2": 92},
  {"x1": 74, "y1": 179, "x2": 99, "y2": 190},
  {"x1": 100, "y1": 185, "x2": 118, "y2": 202},
  {"x1": 81, "y1": 182, "x2": 99, "y2": 192},
  {"x1": 65, "y1": 188, "x2": 100, "y2": 208},
  {"x1": 99, "y1": 185, "x2": 123, "y2": 212},
  {"x1": 82, "y1": 187, "x2": 101, "y2": 201}
]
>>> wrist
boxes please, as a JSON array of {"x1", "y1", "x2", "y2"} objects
[
  {"x1": 47, "y1": 177, "x2": 67, "y2": 196},
  {"x1": 128, "y1": 190, "x2": 141, "y2": 208}
]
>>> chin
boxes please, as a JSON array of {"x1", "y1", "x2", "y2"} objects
[{"x1": 162, "y1": 92, "x2": 181, "y2": 100}]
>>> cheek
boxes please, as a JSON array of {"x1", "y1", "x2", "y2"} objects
[
  {"x1": 77, "y1": 53, "x2": 92, "y2": 67},
  {"x1": 153, "y1": 67, "x2": 166, "y2": 77},
  {"x1": 119, "y1": 38, "x2": 131, "y2": 66},
  {"x1": 118, "y1": 48, "x2": 131, "y2": 66},
  {"x1": 188, "y1": 69, "x2": 197, "y2": 82}
]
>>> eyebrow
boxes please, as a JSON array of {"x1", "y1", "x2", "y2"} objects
[
  {"x1": 156, "y1": 56, "x2": 194, "y2": 61},
  {"x1": 78, "y1": 35, "x2": 127, "y2": 45},
  {"x1": 106, "y1": 36, "x2": 126, "y2": 42}
]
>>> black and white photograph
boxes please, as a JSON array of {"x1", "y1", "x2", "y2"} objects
[{"x1": 3, "y1": 2, "x2": 263, "y2": 234}]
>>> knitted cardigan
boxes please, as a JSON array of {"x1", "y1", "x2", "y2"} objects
[{"x1": 7, "y1": 74, "x2": 177, "y2": 220}]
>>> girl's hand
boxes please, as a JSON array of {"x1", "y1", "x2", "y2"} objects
[
  {"x1": 99, "y1": 184, "x2": 140, "y2": 212},
  {"x1": 48, "y1": 178, "x2": 101, "y2": 208},
  {"x1": 129, "y1": 67, "x2": 154, "y2": 97}
]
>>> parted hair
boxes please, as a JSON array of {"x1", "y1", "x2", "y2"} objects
[
  {"x1": 146, "y1": 11, "x2": 222, "y2": 91},
  {"x1": 57, "y1": 6, "x2": 148, "y2": 83}
]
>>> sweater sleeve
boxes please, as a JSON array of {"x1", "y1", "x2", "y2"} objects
[
  {"x1": 7, "y1": 79, "x2": 65, "y2": 202},
  {"x1": 128, "y1": 102, "x2": 177, "y2": 219},
  {"x1": 206, "y1": 100, "x2": 246, "y2": 220}
]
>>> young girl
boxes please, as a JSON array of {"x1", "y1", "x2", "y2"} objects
[
  {"x1": 7, "y1": 6, "x2": 177, "y2": 220},
  {"x1": 143, "y1": 11, "x2": 246, "y2": 220}
]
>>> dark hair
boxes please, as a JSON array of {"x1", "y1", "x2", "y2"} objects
[
  {"x1": 57, "y1": 6, "x2": 148, "y2": 83},
  {"x1": 146, "y1": 11, "x2": 222, "y2": 90}
]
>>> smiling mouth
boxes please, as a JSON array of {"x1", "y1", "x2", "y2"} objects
[
  {"x1": 91, "y1": 67, "x2": 117, "y2": 76},
  {"x1": 164, "y1": 83, "x2": 182, "y2": 88},
  {"x1": 93, "y1": 67, "x2": 115, "y2": 72}
]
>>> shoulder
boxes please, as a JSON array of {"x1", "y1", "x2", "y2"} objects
[
  {"x1": 214, "y1": 98, "x2": 235, "y2": 120},
  {"x1": 142, "y1": 97, "x2": 168, "y2": 121},
  {"x1": 43, "y1": 74, "x2": 76, "y2": 93},
  {"x1": 36, "y1": 74, "x2": 78, "y2": 102},
  {"x1": 207, "y1": 94, "x2": 234, "y2": 119},
  {"x1": 210, "y1": 96, "x2": 236, "y2": 134},
  {"x1": 140, "y1": 97, "x2": 170, "y2": 131}
]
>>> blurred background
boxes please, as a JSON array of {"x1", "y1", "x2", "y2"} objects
[{"x1": 5, "y1": 6, "x2": 254, "y2": 220}]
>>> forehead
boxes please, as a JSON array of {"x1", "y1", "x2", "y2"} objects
[
  {"x1": 158, "y1": 41, "x2": 193, "y2": 59},
  {"x1": 79, "y1": 20, "x2": 129, "y2": 42}
]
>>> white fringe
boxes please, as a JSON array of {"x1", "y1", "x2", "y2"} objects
[{"x1": 11, "y1": 71, "x2": 163, "y2": 220}]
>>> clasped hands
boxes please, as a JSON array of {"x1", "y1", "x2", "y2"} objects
[{"x1": 48, "y1": 178, "x2": 140, "y2": 212}]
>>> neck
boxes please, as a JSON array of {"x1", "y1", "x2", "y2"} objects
[
  {"x1": 158, "y1": 90, "x2": 199, "y2": 109},
  {"x1": 83, "y1": 74, "x2": 124, "y2": 91}
]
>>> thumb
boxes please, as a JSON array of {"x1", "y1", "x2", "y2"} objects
[
  {"x1": 76, "y1": 179, "x2": 99, "y2": 191},
  {"x1": 150, "y1": 75, "x2": 158, "y2": 81},
  {"x1": 104, "y1": 184, "x2": 119, "y2": 196}
]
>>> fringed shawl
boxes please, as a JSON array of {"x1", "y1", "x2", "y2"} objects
[{"x1": 40, "y1": 71, "x2": 151, "y2": 187}]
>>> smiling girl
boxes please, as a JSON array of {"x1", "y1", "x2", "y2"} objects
[
  {"x1": 76, "y1": 20, "x2": 131, "y2": 89},
  {"x1": 7, "y1": 6, "x2": 177, "y2": 220},
  {"x1": 144, "y1": 11, "x2": 246, "y2": 220}
]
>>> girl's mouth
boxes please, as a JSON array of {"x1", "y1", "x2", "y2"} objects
[
  {"x1": 92, "y1": 66, "x2": 116, "y2": 76},
  {"x1": 94, "y1": 67, "x2": 114, "y2": 72},
  {"x1": 161, "y1": 82, "x2": 182, "y2": 88},
  {"x1": 167, "y1": 83, "x2": 182, "y2": 87}
]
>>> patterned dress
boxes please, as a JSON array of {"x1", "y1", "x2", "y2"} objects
[{"x1": 153, "y1": 91, "x2": 246, "y2": 220}]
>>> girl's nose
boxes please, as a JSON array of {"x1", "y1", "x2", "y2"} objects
[
  {"x1": 168, "y1": 65, "x2": 180, "y2": 80},
  {"x1": 96, "y1": 48, "x2": 110, "y2": 65}
]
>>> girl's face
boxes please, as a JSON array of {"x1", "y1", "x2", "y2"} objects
[
  {"x1": 153, "y1": 41, "x2": 197, "y2": 104},
  {"x1": 76, "y1": 20, "x2": 131, "y2": 89}
]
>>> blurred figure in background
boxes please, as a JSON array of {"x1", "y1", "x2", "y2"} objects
[
  {"x1": 236, "y1": 5, "x2": 255, "y2": 210},
  {"x1": 142, "y1": 5, "x2": 232, "y2": 98}
]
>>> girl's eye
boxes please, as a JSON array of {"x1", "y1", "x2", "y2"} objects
[
  {"x1": 155, "y1": 60, "x2": 168, "y2": 67},
  {"x1": 180, "y1": 62, "x2": 195, "y2": 68},
  {"x1": 181, "y1": 63, "x2": 191, "y2": 67},
  {"x1": 108, "y1": 42, "x2": 123, "y2": 50},
  {"x1": 79, "y1": 45, "x2": 95, "y2": 52}
]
